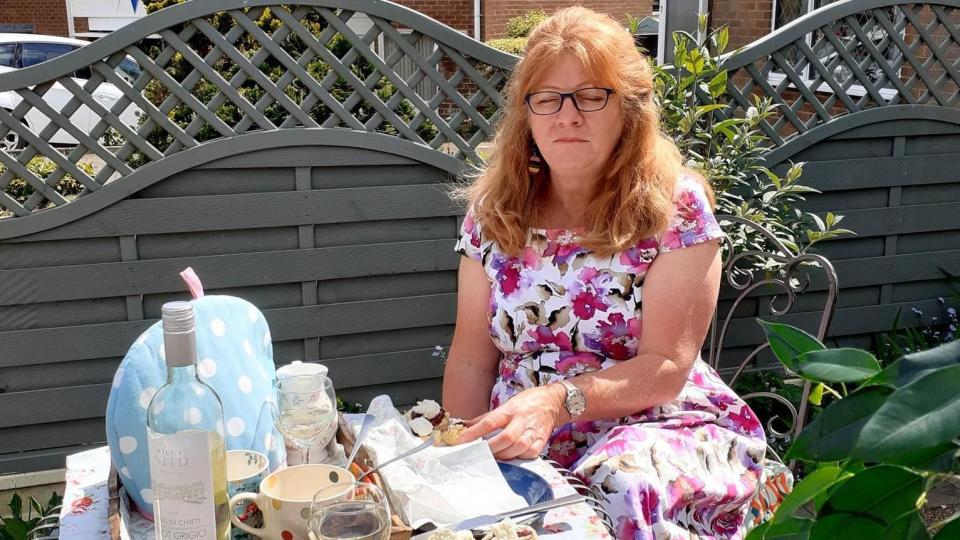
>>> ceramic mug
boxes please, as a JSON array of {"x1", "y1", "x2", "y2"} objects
[
  {"x1": 228, "y1": 463, "x2": 354, "y2": 540},
  {"x1": 226, "y1": 450, "x2": 270, "y2": 538}
]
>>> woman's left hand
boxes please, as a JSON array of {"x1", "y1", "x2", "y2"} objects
[{"x1": 456, "y1": 384, "x2": 567, "y2": 460}]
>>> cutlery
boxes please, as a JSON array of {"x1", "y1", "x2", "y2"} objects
[
  {"x1": 448, "y1": 493, "x2": 586, "y2": 531},
  {"x1": 346, "y1": 413, "x2": 375, "y2": 466}
]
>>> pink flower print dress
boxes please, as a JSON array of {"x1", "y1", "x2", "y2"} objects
[{"x1": 455, "y1": 175, "x2": 766, "y2": 539}]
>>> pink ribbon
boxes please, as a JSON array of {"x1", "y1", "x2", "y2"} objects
[{"x1": 179, "y1": 267, "x2": 205, "y2": 299}]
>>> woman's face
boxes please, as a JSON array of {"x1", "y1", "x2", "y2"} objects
[{"x1": 526, "y1": 54, "x2": 625, "y2": 181}]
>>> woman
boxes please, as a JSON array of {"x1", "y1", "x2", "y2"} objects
[{"x1": 443, "y1": 6, "x2": 766, "y2": 539}]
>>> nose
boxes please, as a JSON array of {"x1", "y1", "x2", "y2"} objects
[{"x1": 555, "y1": 95, "x2": 583, "y2": 126}]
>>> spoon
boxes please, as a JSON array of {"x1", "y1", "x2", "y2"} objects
[
  {"x1": 346, "y1": 413, "x2": 375, "y2": 466},
  {"x1": 358, "y1": 434, "x2": 436, "y2": 480}
]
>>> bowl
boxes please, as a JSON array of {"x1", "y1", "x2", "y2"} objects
[{"x1": 497, "y1": 462, "x2": 554, "y2": 505}]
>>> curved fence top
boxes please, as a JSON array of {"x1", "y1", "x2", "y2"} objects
[
  {"x1": 717, "y1": 0, "x2": 960, "y2": 146},
  {"x1": 0, "y1": 0, "x2": 517, "y2": 220}
]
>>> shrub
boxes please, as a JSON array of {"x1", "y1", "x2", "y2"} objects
[
  {"x1": 1, "y1": 157, "x2": 95, "y2": 206},
  {"x1": 503, "y1": 10, "x2": 547, "y2": 38},
  {"x1": 485, "y1": 38, "x2": 527, "y2": 56},
  {"x1": 747, "y1": 321, "x2": 960, "y2": 538},
  {"x1": 655, "y1": 15, "x2": 852, "y2": 258},
  {"x1": 0, "y1": 492, "x2": 62, "y2": 540}
]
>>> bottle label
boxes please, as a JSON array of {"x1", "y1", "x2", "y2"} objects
[{"x1": 148, "y1": 430, "x2": 217, "y2": 539}]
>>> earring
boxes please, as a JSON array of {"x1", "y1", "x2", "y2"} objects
[{"x1": 528, "y1": 144, "x2": 542, "y2": 174}]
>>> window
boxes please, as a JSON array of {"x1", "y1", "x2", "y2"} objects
[
  {"x1": 19, "y1": 43, "x2": 77, "y2": 68},
  {"x1": 116, "y1": 57, "x2": 142, "y2": 84},
  {"x1": 0, "y1": 44, "x2": 16, "y2": 67},
  {"x1": 770, "y1": 0, "x2": 904, "y2": 98},
  {"x1": 19, "y1": 42, "x2": 92, "y2": 79}
]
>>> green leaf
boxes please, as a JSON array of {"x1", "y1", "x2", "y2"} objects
[
  {"x1": 935, "y1": 513, "x2": 960, "y2": 539},
  {"x1": 795, "y1": 348, "x2": 881, "y2": 383},
  {"x1": 853, "y1": 364, "x2": 960, "y2": 465},
  {"x1": 0, "y1": 519, "x2": 30, "y2": 540},
  {"x1": 708, "y1": 70, "x2": 728, "y2": 98},
  {"x1": 812, "y1": 465, "x2": 923, "y2": 538},
  {"x1": 808, "y1": 382, "x2": 824, "y2": 406},
  {"x1": 904, "y1": 442, "x2": 959, "y2": 473},
  {"x1": 882, "y1": 511, "x2": 930, "y2": 540},
  {"x1": 812, "y1": 513, "x2": 885, "y2": 538},
  {"x1": 773, "y1": 466, "x2": 851, "y2": 524},
  {"x1": 745, "y1": 521, "x2": 769, "y2": 540},
  {"x1": 716, "y1": 26, "x2": 730, "y2": 54},
  {"x1": 756, "y1": 320, "x2": 825, "y2": 371},
  {"x1": 786, "y1": 386, "x2": 891, "y2": 462},
  {"x1": 869, "y1": 339, "x2": 960, "y2": 388},
  {"x1": 8, "y1": 494, "x2": 22, "y2": 519},
  {"x1": 764, "y1": 516, "x2": 814, "y2": 539}
]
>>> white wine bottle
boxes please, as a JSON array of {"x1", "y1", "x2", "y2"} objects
[{"x1": 147, "y1": 301, "x2": 230, "y2": 539}]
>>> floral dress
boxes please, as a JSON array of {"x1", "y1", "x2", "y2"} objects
[{"x1": 455, "y1": 175, "x2": 767, "y2": 539}]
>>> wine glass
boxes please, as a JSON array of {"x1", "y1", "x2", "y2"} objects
[
  {"x1": 272, "y1": 374, "x2": 337, "y2": 465},
  {"x1": 309, "y1": 483, "x2": 390, "y2": 540}
]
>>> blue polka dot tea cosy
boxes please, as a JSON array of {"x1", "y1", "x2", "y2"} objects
[{"x1": 105, "y1": 275, "x2": 285, "y2": 518}]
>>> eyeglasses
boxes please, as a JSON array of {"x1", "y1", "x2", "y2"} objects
[{"x1": 525, "y1": 87, "x2": 615, "y2": 115}]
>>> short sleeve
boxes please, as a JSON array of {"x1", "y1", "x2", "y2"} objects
[
  {"x1": 454, "y1": 207, "x2": 484, "y2": 261},
  {"x1": 658, "y1": 175, "x2": 724, "y2": 253}
]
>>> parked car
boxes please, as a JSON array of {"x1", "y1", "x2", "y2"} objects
[{"x1": 0, "y1": 33, "x2": 142, "y2": 151}]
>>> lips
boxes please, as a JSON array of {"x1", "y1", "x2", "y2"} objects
[{"x1": 555, "y1": 138, "x2": 587, "y2": 142}]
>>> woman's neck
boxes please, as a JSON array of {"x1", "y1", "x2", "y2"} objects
[{"x1": 540, "y1": 172, "x2": 597, "y2": 228}]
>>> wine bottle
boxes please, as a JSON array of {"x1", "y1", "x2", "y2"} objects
[{"x1": 147, "y1": 301, "x2": 230, "y2": 539}]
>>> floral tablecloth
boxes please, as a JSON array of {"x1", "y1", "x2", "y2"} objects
[{"x1": 57, "y1": 445, "x2": 612, "y2": 539}]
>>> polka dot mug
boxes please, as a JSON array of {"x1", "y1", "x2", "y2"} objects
[{"x1": 228, "y1": 463, "x2": 354, "y2": 539}]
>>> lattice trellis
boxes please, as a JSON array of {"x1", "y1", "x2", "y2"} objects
[
  {"x1": 719, "y1": 0, "x2": 960, "y2": 145},
  {"x1": 0, "y1": 1, "x2": 515, "y2": 218}
]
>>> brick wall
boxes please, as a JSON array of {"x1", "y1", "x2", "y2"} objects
[
  {"x1": 0, "y1": 0, "x2": 69, "y2": 36},
  {"x1": 394, "y1": 0, "x2": 476, "y2": 35},
  {"x1": 74, "y1": 17, "x2": 89, "y2": 35},
  {"x1": 484, "y1": 0, "x2": 653, "y2": 40},
  {"x1": 710, "y1": 0, "x2": 773, "y2": 50}
]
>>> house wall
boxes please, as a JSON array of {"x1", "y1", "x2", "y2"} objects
[
  {"x1": 484, "y1": 0, "x2": 654, "y2": 39},
  {"x1": 0, "y1": 0, "x2": 70, "y2": 36},
  {"x1": 711, "y1": 0, "x2": 772, "y2": 49},
  {"x1": 394, "y1": 0, "x2": 475, "y2": 35}
]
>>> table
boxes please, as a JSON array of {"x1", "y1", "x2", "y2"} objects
[{"x1": 54, "y1": 446, "x2": 613, "y2": 539}]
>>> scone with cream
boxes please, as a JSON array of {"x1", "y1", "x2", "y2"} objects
[
  {"x1": 405, "y1": 399, "x2": 466, "y2": 446},
  {"x1": 427, "y1": 519, "x2": 538, "y2": 540}
]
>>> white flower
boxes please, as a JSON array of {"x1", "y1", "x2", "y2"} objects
[
  {"x1": 411, "y1": 399, "x2": 443, "y2": 420},
  {"x1": 409, "y1": 416, "x2": 434, "y2": 438},
  {"x1": 746, "y1": 106, "x2": 758, "y2": 119}
]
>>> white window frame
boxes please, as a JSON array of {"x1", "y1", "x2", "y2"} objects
[{"x1": 769, "y1": 0, "x2": 900, "y2": 100}]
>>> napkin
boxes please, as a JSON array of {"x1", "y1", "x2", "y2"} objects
[{"x1": 349, "y1": 396, "x2": 528, "y2": 529}]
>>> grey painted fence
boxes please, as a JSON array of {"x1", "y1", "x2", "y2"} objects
[
  {"x1": 717, "y1": 0, "x2": 960, "y2": 356},
  {"x1": 0, "y1": 0, "x2": 956, "y2": 474}
]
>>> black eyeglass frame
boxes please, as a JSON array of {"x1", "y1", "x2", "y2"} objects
[{"x1": 524, "y1": 87, "x2": 615, "y2": 115}]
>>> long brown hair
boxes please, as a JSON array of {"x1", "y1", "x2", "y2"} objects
[{"x1": 453, "y1": 6, "x2": 712, "y2": 257}]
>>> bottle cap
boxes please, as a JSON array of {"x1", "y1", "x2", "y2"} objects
[{"x1": 161, "y1": 301, "x2": 196, "y2": 368}]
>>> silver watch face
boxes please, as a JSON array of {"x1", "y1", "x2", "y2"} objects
[{"x1": 565, "y1": 385, "x2": 586, "y2": 416}]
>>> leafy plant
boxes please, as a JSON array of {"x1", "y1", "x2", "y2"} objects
[
  {"x1": 0, "y1": 492, "x2": 62, "y2": 540},
  {"x1": 0, "y1": 157, "x2": 95, "y2": 206},
  {"x1": 503, "y1": 10, "x2": 547, "y2": 39},
  {"x1": 875, "y1": 275, "x2": 960, "y2": 366},
  {"x1": 654, "y1": 14, "x2": 853, "y2": 257},
  {"x1": 747, "y1": 320, "x2": 960, "y2": 539}
]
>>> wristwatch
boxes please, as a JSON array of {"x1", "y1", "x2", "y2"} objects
[{"x1": 559, "y1": 379, "x2": 586, "y2": 420}]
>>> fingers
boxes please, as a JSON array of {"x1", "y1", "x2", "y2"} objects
[
  {"x1": 457, "y1": 410, "x2": 508, "y2": 443},
  {"x1": 492, "y1": 425, "x2": 546, "y2": 461}
]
